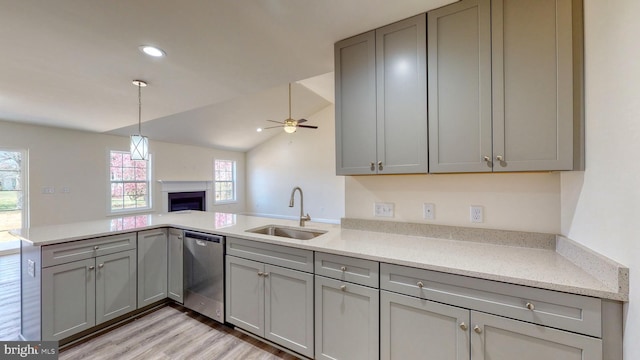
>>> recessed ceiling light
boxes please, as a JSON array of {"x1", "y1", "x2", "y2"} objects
[
  {"x1": 256, "y1": 128, "x2": 263, "y2": 132},
  {"x1": 139, "y1": 45, "x2": 166, "y2": 57}
]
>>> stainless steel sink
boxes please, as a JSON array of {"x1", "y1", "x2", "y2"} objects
[{"x1": 245, "y1": 225, "x2": 326, "y2": 240}]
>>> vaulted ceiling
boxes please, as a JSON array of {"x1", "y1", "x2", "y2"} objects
[{"x1": 0, "y1": 0, "x2": 453, "y2": 151}]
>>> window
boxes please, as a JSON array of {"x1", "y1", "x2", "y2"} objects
[
  {"x1": 109, "y1": 150, "x2": 151, "y2": 213},
  {"x1": 0, "y1": 149, "x2": 27, "y2": 244},
  {"x1": 214, "y1": 159, "x2": 236, "y2": 203}
]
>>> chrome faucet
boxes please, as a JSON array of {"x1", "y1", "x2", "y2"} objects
[{"x1": 289, "y1": 186, "x2": 311, "y2": 227}]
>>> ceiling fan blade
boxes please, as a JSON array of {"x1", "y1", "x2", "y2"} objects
[
  {"x1": 297, "y1": 119, "x2": 307, "y2": 124},
  {"x1": 298, "y1": 125, "x2": 318, "y2": 129},
  {"x1": 263, "y1": 125, "x2": 284, "y2": 129},
  {"x1": 266, "y1": 119, "x2": 284, "y2": 124}
]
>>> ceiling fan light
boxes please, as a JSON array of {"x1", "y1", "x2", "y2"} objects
[{"x1": 284, "y1": 125, "x2": 297, "y2": 133}]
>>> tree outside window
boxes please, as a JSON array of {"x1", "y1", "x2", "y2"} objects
[
  {"x1": 214, "y1": 160, "x2": 236, "y2": 203},
  {"x1": 110, "y1": 151, "x2": 151, "y2": 212},
  {"x1": 0, "y1": 150, "x2": 24, "y2": 243}
]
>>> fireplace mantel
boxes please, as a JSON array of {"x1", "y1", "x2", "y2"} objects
[{"x1": 158, "y1": 180, "x2": 213, "y2": 212}]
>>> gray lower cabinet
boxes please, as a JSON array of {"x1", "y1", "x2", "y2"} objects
[
  {"x1": 137, "y1": 229, "x2": 168, "y2": 308},
  {"x1": 95, "y1": 249, "x2": 137, "y2": 324},
  {"x1": 315, "y1": 275, "x2": 379, "y2": 360},
  {"x1": 167, "y1": 228, "x2": 183, "y2": 303},
  {"x1": 380, "y1": 290, "x2": 470, "y2": 360},
  {"x1": 226, "y1": 255, "x2": 314, "y2": 358}
]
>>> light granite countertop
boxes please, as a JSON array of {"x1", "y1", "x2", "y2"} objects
[{"x1": 12, "y1": 211, "x2": 628, "y2": 301}]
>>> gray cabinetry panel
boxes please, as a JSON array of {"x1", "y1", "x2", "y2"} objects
[
  {"x1": 42, "y1": 258, "x2": 96, "y2": 341},
  {"x1": 264, "y1": 264, "x2": 314, "y2": 358},
  {"x1": 335, "y1": 31, "x2": 377, "y2": 175},
  {"x1": 428, "y1": 0, "x2": 492, "y2": 173},
  {"x1": 225, "y1": 255, "x2": 264, "y2": 335},
  {"x1": 95, "y1": 249, "x2": 137, "y2": 324},
  {"x1": 380, "y1": 263, "x2": 601, "y2": 337},
  {"x1": 472, "y1": 311, "x2": 602, "y2": 360},
  {"x1": 380, "y1": 290, "x2": 470, "y2": 360},
  {"x1": 315, "y1": 252, "x2": 379, "y2": 288},
  {"x1": 315, "y1": 275, "x2": 379, "y2": 360},
  {"x1": 167, "y1": 228, "x2": 184, "y2": 303},
  {"x1": 492, "y1": 0, "x2": 575, "y2": 171},
  {"x1": 42, "y1": 232, "x2": 136, "y2": 267},
  {"x1": 137, "y1": 229, "x2": 168, "y2": 308},
  {"x1": 226, "y1": 237, "x2": 313, "y2": 272}
]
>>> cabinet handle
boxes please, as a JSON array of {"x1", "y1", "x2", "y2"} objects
[
  {"x1": 483, "y1": 156, "x2": 491, "y2": 162},
  {"x1": 88, "y1": 266, "x2": 95, "y2": 271},
  {"x1": 257, "y1": 271, "x2": 264, "y2": 277},
  {"x1": 526, "y1": 302, "x2": 535, "y2": 311},
  {"x1": 177, "y1": 236, "x2": 183, "y2": 240},
  {"x1": 263, "y1": 273, "x2": 269, "y2": 277},
  {"x1": 340, "y1": 285, "x2": 346, "y2": 291},
  {"x1": 94, "y1": 245, "x2": 99, "y2": 250},
  {"x1": 340, "y1": 266, "x2": 347, "y2": 272},
  {"x1": 496, "y1": 155, "x2": 504, "y2": 162},
  {"x1": 473, "y1": 325, "x2": 482, "y2": 334},
  {"x1": 416, "y1": 281, "x2": 424, "y2": 288},
  {"x1": 370, "y1": 162, "x2": 375, "y2": 171},
  {"x1": 98, "y1": 263, "x2": 104, "y2": 268},
  {"x1": 459, "y1": 322, "x2": 468, "y2": 331},
  {"x1": 378, "y1": 161, "x2": 383, "y2": 171}
]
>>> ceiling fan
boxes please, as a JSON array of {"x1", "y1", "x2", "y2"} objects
[{"x1": 263, "y1": 83, "x2": 318, "y2": 133}]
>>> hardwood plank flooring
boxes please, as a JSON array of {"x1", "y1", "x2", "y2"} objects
[
  {"x1": 0, "y1": 253, "x2": 21, "y2": 341},
  {"x1": 60, "y1": 304, "x2": 301, "y2": 360}
]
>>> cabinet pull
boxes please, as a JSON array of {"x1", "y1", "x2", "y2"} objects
[
  {"x1": 416, "y1": 281, "x2": 424, "y2": 288},
  {"x1": 340, "y1": 285, "x2": 346, "y2": 291},
  {"x1": 263, "y1": 273, "x2": 269, "y2": 277},
  {"x1": 98, "y1": 263, "x2": 104, "y2": 268},
  {"x1": 340, "y1": 266, "x2": 347, "y2": 272},
  {"x1": 378, "y1": 161, "x2": 383, "y2": 171},
  {"x1": 483, "y1": 155, "x2": 491, "y2": 162},
  {"x1": 88, "y1": 266, "x2": 95, "y2": 271},
  {"x1": 177, "y1": 236, "x2": 183, "y2": 240},
  {"x1": 94, "y1": 245, "x2": 99, "y2": 250},
  {"x1": 496, "y1": 155, "x2": 504, "y2": 162},
  {"x1": 257, "y1": 271, "x2": 264, "y2": 276},
  {"x1": 526, "y1": 302, "x2": 535, "y2": 311},
  {"x1": 370, "y1": 162, "x2": 375, "y2": 171},
  {"x1": 459, "y1": 322, "x2": 468, "y2": 331},
  {"x1": 473, "y1": 325, "x2": 482, "y2": 334}
]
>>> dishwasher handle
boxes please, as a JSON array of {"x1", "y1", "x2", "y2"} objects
[{"x1": 184, "y1": 231, "x2": 224, "y2": 244}]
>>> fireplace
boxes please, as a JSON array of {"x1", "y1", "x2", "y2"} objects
[{"x1": 168, "y1": 191, "x2": 206, "y2": 212}]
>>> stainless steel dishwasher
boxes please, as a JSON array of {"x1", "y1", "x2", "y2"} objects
[{"x1": 183, "y1": 231, "x2": 225, "y2": 323}]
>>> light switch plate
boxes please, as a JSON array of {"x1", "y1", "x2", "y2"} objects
[{"x1": 374, "y1": 202, "x2": 395, "y2": 218}]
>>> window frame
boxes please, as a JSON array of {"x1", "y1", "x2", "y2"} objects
[
  {"x1": 0, "y1": 147, "x2": 28, "y2": 234},
  {"x1": 214, "y1": 159, "x2": 237, "y2": 204},
  {"x1": 108, "y1": 150, "x2": 153, "y2": 215}
]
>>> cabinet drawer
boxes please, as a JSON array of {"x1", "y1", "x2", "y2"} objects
[
  {"x1": 315, "y1": 252, "x2": 379, "y2": 288},
  {"x1": 380, "y1": 263, "x2": 602, "y2": 337},
  {"x1": 226, "y1": 237, "x2": 313, "y2": 273},
  {"x1": 42, "y1": 233, "x2": 137, "y2": 268}
]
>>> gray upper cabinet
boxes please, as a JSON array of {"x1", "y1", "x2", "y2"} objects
[
  {"x1": 336, "y1": 14, "x2": 427, "y2": 175},
  {"x1": 167, "y1": 228, "x2": 183, "y2": 303},
  {"x1": 137, "y1": 229, "x2": 168, "y2": 308},
  {"x1": 428, "y1": 0, "x2": 492, "y2": 173},
  {"x1": 429, "y1": 0, "x2": 580, "y2": 173},
  {"x1": 491, "y1": 0, "x2": 575, "y2": 171}
]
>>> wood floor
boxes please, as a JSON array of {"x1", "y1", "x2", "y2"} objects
[{"x1": 0, "y1": 254, "x2": 300, "y2": 359}]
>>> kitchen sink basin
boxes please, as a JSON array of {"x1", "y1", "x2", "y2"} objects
[{"x1": 245, "y1": 225, "x2": 326, "y2": 240}]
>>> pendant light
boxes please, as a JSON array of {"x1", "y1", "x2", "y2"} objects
[{"x1": 130, "y1": 80, "x2": 149, "y2": 160}]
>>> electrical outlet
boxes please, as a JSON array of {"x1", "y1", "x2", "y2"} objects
[
  {"x1": 61, "y1": 187, "x2": 71, "y2": 193},
  {"x1": 41, "y1": 186, "x2": 55, "y2": 194},
  {"x1": 423, "y1": 203, "x2": 435, "y2": 220},
  {"x1": 374, "y1": 202, "x2": 395, "y2": 218},
  {"x1": 470, "y1": 205, "x2": 483, "y2": 223}
]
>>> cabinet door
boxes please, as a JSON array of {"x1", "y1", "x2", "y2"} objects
[
  {"x1": 335, "y1": 31, "x2": 377, "y2": 175},
  {"x1": 167, "y1": 229, "x2": 183, "y2": 303},
  {"x1": 42, "y1": 258, "x2": 96, "y2": 341},
  {"x1": 315, "y1": 276, "x2": 379, "y2": 360},
  {"x1": 225, "y1": 255, "x2": 264, "y2": 336},
  {"x1": 95, "y1": 249, "x2": 137, "y2": 324},
  {"x1": 380, "y1": 291, "x2": 470, "y2": 360},
  {"x1": 471, "y1": 311, "x2": 602, "y2": 360},
  {"x1": 428, "y1": 0, "x2": 492, "y2": 173},
  {"x1": 264, "y1": 265, "x2": 314, "y2": 358},
  {"x1": 137, "y1": 229, "x2": 168, "y2": 308},
  {"x1": 492, "y1": 0, "x2": 574, "y2": 171},
  {"x1": 376, "y1": 14, "x2": 428, "y2": 174}
]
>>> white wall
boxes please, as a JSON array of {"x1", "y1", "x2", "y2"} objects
[
  {"x1": 561, "y1": 0, "x2": 639, "y2": 358},
  {"x1": 246, "y1": 105, "x2": 345, "y2": 223},
  {"x1": 345, "y1": 172, "x2": 560, "y2": 233},
  {"x1": 0, "y1": 120, "x2": 245, "y2": 226}
]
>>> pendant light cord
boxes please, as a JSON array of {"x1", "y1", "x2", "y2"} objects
[{"x1": 138, "y1": 83, "x2": 142, "y2": 135}]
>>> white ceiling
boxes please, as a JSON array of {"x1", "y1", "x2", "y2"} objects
[{"x1": 0, "y1": 0, "x2": 454, "y2": 151}]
